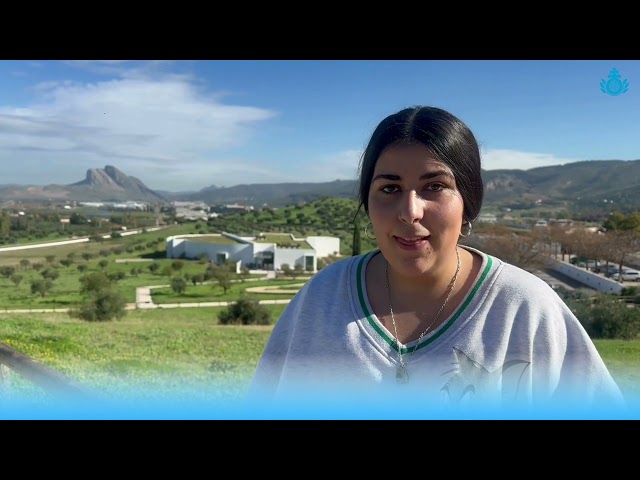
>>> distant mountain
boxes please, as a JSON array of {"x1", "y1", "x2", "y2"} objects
[
  {"x1": 0, "y1": 165, "x2": 167, "y2": 203},
  {"x1": 165, "y1": 160, "x2": 640, "y2": 214},
  {"x1": 2, "y1": 160, "x2": 640, "y2": 215},
  {"x1": 165, "y1": 179, "x2": 359, "y2": 208},
  {"x1": 480, "y1": 160, "x2": 640, "y2": 214}
]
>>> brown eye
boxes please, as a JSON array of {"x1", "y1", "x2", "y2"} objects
[{"x1": 381, "y1": 185, "x2": 400, "y2": 194}]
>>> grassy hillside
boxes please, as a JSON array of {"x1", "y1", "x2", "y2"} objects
[{"x1": 0, "y1": 311, "x2": 638, "y2": 417}]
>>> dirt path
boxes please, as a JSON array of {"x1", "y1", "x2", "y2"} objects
[{"x1": 244, "y1": 283, "x2": 304, "y2": 294}]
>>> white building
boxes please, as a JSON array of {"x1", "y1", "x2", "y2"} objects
[
  {"x1": 165, "y1": 232, "x2": 341, "y2": 272},
  {"x1": 305, "y1": 236, "x2": 340, "y2": 258},
  {"x1": 477, "y1": 214, "x2": 498, "y2": 224}
]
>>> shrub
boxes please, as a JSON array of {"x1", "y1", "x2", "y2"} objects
[
  {"x1": 171, "y1": 260, "x2": 185, "y2": 272},
  {"x1": 171, "y1": 276, "x2": 187, "y2": 294},
  {"x1": 70, "y1": 288, "x2": 127, "y2": 322},
  {"x1": 573, "y1": 294, "x2": 640, "y2": 340},
  {"x1": 70, "y1": 271, "x2": 127, "y2": 322},
  {"x1": 30, "y1": 278, "x2": 52, "y2": 297},
  {"x1": 41, "y1": 269, "x2": 59, "y2": 281},
  {"x1": 80, "y1": 271, "x2": 113, "y2": 294},
  {"x1": 218, "y1": 298, "x2": 272, "y2": 325},
  {"x1": 0, "y1": 266, "x2": 16, "y2": 278},
  {"x1": 108, "y1": 271, "x2": 126, "y2": 281}
]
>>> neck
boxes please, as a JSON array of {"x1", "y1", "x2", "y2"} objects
[{"x1": 384, "y1": 247, "x2": 461, "y2": 297}]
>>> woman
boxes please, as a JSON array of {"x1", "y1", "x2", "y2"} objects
[{"x1": 247, "y1": 106, "x2": 625, "y2": 418}]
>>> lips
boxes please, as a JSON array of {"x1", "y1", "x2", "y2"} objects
[{"x1": 395, "y1": 236, "x2": 429, "y2": 245}]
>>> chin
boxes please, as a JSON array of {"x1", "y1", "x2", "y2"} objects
[{"x1": 388, "y1": 256, "x2": 436, "y2": 278}]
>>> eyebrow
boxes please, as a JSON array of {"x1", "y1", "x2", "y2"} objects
[{"x1": 372, "y1": 170, "x2": 454, "y2": 182}]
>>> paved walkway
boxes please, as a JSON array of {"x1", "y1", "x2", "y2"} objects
[
  {"x1": 1, "y1": 304, "x2": 139, "y2": 314},
  {"x1": 0, "y1": 287, "x2": 292, "y2": 313},
  {"x1": 134, "y1": 284, "x2": 293, "y2": 309},
  {"x1": 133, "y1": 274, "x2": 307, "y2": 310}
]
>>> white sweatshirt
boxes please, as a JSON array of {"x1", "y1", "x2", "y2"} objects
[{"x1": 248, "y1": 246, "x2": 625, "y2": 419}]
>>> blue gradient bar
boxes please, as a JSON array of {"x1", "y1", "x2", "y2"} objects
[{"x1": 1, "y1": 383, "x2": 638, "y2": 420}]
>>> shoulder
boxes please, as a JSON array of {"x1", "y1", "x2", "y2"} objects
[
  {"x1": 274, "y1": 252, "x2": 375, "y2": 324},
  {"x1": 281, "y1": 252, "x2": 374, "y2": 309},
  {"x1": 497, "y1": 262, "x2": 558, "y2": 296},
  {"x1": 462, "y1": 244, "x2": 558, "y2": 297},
  {"x1": 305, "y1": 252, "x2": 375, "y2": 288},
  {"x1": 465, "y1": 247, "x2": 588, "y2": 336}
]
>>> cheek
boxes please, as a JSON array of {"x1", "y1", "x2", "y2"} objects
[
  {"x1": 367, "y1": 197, "x2": 394, "y2": 223},
  {"x1": 435, "y1": 202, "x2": 465, "y2": 226},
  {"x1": 435, "y1": 192, "x2": 465, "y2": 224}
]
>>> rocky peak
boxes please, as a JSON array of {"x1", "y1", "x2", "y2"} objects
[{"x1": 68, "y1": 165, "x2": 166, "y2": 201}]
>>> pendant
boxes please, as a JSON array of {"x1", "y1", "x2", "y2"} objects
[{"x1": 396, "y1": 365, "x2": 409, "y2": 384}]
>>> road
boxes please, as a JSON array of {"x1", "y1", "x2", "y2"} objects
[{"x1": 0, "y1": 226, "x2": 167, "y2": 253}]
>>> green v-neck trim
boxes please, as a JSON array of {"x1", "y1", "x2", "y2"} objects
[{"x1": 355, "y1": 249, "x2": 493, "y2": 354}]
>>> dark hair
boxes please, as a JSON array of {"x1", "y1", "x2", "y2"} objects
[{"x1": 356, "y1": 106, "x2": 484, "y2": 224}]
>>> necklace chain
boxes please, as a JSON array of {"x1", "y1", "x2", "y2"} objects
[{"x1": 384, "y1": 247, "x2": 461, "y2": 384}]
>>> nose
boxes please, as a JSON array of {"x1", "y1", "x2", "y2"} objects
[{"x1": 398, "y1": 190, "x2": 423, "y2": 224}]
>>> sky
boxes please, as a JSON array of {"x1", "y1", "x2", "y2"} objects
[{"x1": 1, "y1": 59, "x2": 639, "y2": 192}]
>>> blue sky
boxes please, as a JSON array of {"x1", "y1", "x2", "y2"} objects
[{"x1": 1, "y1": 60, "x2": 639, "y2": 192}]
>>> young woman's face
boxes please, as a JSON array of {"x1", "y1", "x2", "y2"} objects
[{"x1": 367, "y1": 143, "x2": 465, "y2": 278}]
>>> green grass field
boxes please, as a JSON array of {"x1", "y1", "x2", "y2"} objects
[
  {"x1": 592, "y1": 339, "x2": 640, "y2": 400},
  {"x1": 1, "y1": 308, "x2": 639, "y2": 414},
  {"x1": 0, "y1": 308, "x2": 282, "y2": 409}
]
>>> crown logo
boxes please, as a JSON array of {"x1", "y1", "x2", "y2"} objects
[{"x1": 600, "y1": 68, "x2": 629, "y2": 96}]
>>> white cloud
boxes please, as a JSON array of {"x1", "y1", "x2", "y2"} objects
[
  {"x1": 0, "y1": 60, "x2": 587, "y2": 193},
  {"x1": 62, "y1": 60, "x2": 176, "y2": 79},
  {"x1": 305, "y1": 149, "x2": 362, "y2": 182},
  {"x1": 481, "y1": 148, "x2": 580, "y2": 171},
  {"x1": 0, "y1": 70, "x2": 277, "y2": 190},
  {"x1": 173, "y1": 150, "x2": 364, "y2": 189},
  {"x1": 151, "y1": 159, "x2": 306, "y2": 191}
]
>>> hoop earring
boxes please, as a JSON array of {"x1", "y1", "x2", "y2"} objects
[
  {"x1": 460, "y1": 222, "x2": 472, "y2": 238},
  {"x1": 365, "y1": 222, "x2": 376, "y2": 240}
]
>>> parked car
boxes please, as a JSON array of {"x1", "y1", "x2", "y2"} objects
[
  {"x1": 596, "y1": 264, "x2": 618, "y2": 276},
  {"x1": 620, "y1": 270, "x2": 640, "y2": 282},
  {"x1": 609, "y1": 268, "x2": 640, "y2": 281}
]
